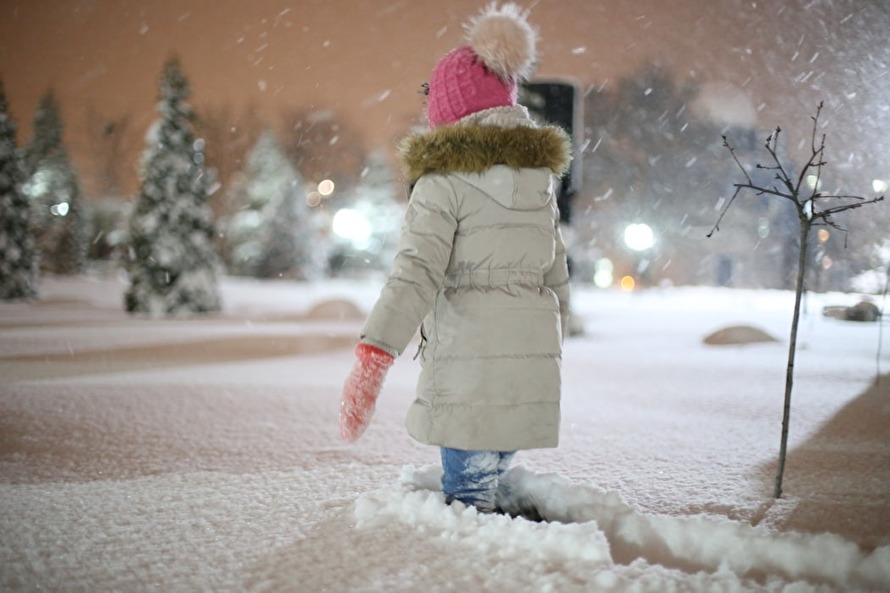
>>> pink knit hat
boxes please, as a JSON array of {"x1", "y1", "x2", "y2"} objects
[{"x1": 427, "y1": 3, "x2": 537, "y2": 128}]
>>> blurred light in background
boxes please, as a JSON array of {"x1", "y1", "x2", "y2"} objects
[
  {"x1": 50, "y1": 202, "x2": 69, "y2": 216},
  {"x1": 332, "y1": 208, "x2": 371, "y2": 248},
  {"x1": 623, "y1": 223, "x2": 655, "y2": 252},
  {"x1": 805, "y1": 174, "x2": 821, "y2": 190},
  {"x1": 593, "y1": 258, "x2": 614, "y2": 288},
  {"x1": 317, "y1": 179, "x2": 335, "y2": 197}
]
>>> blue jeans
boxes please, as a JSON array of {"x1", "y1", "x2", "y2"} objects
[{"x1": 440, "y1": 448, "x2": 515, "y2": 513}]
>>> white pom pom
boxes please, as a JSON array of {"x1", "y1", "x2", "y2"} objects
[{"x1": 464, "y1": 2, "x2": 537, "y2": 80}]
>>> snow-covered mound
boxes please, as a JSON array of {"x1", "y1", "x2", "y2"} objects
[{"x1": 703, "y1": 325, "x2": 779, "y2": 345}]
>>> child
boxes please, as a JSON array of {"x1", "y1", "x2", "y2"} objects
[{"x1": 340, "y1": 2, "x2": 571, "y2": 514}]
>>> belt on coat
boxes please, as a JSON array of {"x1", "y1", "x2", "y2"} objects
[{"x1": 442, "y1": 269, "x2": 545, "y2": 288}]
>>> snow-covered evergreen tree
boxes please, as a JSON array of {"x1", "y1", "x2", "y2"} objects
[
  {"x1": 23, "y1": 90, "x2": 86, "y2": 275},
  {"x1": 223, "y1": 129, "x2": 319, "y2": 279},
  {"x1": 124, "y1": 58, "x2": 222, "y2": 316},
  {"x1": 0, "y1": 80, "x2": 39, "y2": 299}
]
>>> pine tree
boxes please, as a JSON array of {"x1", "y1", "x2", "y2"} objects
[
  {"x1": 223, "y1": 129, "x2": 318, "y2": 279},
  {"x1": 24, "y1": 92, "x2": 62, "y2": 174},
  {"x1": 124, "y1": 58, "x2": 222, "y2": 316},
  {"x1": 24, "y1": 90, "x2": 86, "y2": 275},
  {"x1": 0, "y1": 80, "x2": 39, "y2": 299}
]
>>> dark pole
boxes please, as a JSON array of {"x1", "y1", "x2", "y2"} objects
[{"x1": 519, "y1": 80, "x2": 583, "y2": 224}]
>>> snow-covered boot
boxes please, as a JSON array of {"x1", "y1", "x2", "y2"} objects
[{"x1": 496, "y1": 472, "x2": 545, "y2": 522}]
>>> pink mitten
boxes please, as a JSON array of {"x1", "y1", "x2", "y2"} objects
[{"x1": 339, "y1": 343, "x2": 394, "y2": 442}]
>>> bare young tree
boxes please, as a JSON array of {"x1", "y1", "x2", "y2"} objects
[{"x1": 710, "y1": 102, "x2": 885, "y2": 498}]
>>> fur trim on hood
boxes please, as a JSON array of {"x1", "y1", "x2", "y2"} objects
[{"x1": 398, "y1": 120, "x2": 572, "y2": 184}]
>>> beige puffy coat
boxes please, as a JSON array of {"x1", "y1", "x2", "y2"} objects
[{"x1": 361, "y1": 106, "x2": 572, "y2": 451}]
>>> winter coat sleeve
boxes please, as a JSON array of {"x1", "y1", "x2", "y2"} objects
[
  {"x1": 360, "y1": 175, "x2": 458, "y2": 356},
  {"x1": 544, "y1": 218, "x2": 571, "y2": 341}
]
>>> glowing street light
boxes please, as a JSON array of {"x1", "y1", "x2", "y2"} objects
[
  {"x1": 806, "y1": 174, "x2": 821, "y2": 190},
  {"x1": 50, "y1": 202, "x2": 69, "y2": 216},
  {"x1": 317, "y1": 179, "x2": 335, "y2": 197},
  {"x1": 593, "y1": 258, "x2": 614, "y2": 289},
  {"x1": 332, "y1": 208, "x2": 372, "y2": 248},
  {"x1": 623, "y1": 223, "x2": 655, "y2": 290},
  {"x1": 623, "y1": 223, "x2": 655, "y2": 252}
]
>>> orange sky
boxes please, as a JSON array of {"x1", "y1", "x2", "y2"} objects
[{"x1": 1, "y1": 0, "x2": 888, "y2": 195}]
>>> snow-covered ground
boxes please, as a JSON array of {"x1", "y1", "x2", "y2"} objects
[{"x1": 1, "y1": 274, "x2": 888, "y2": 592}]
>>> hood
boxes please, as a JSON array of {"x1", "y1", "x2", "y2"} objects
[
  {"x1": 452, "y1": 165, "x2": 554, "y2": 211},
  {"x1": 398, "y1": 106, "x2": 572, "y2": 188}
]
